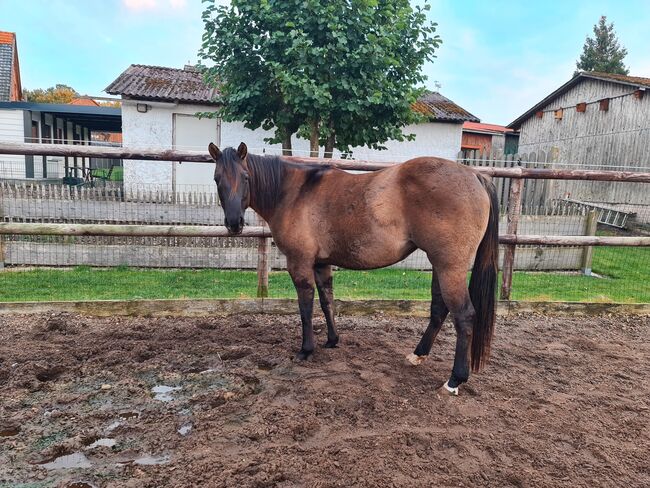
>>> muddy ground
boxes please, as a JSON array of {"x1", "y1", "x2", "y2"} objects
[{"x1": 0, "y1": 312, "x2": 648, "y2": 488}]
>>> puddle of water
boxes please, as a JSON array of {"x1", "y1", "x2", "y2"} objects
[
  {"x1": 134, "y1": 454, "x2": 170, "y2": 465},
  {"x1": 0, "y1": 425, "x2": 20, "y2": 437},
  {"x1": 152, "y1": 385, "x2": 181, "y2": 402},
  {"x1": 119, "y1": 411, "x2": 140, "y2": 420},
  {"x1": 106, "y1": 411, "x2": 140, "y2": 433},
  {"x1": 66, "y1": 482, "x2": 97, "y2": 488},
  {"x1": 106, "y1": 421, "x2": 122, "y2": 432},
  {"x1": 178, "y1": 423, "x2": 192, "y2": 436},
  {"x1": 86, "y1": 438, "x2": 116, "y2": 449},
  {"x1": 39, "y1": 452, "x2": 92, "y2": 470}
]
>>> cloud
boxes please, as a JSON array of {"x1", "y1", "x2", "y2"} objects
[{"x1": 122, "y1": 0, "x2": 187, "y2": 11}]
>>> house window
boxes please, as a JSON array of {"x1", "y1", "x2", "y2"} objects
[
  {"x1": 30, "y1": 121, "x2": 40, "y2": 143},
  {"x1": 42, "y1": 124, "x2": 52, "y2": 144}
]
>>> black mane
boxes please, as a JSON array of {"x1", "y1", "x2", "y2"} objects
[
  {"x1": 246, "y1": 151, "x2": 287, "y2": 211},
  {"x1": 220, "y1": 147, "x2": 332, "y2": 211}
]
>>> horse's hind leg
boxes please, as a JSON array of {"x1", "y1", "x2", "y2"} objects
[
  {"x1": 314, "y1": 264, "x2": 339, "y2": 348},
  {"x1": 436, "y1": 265, "x2": 477, "y2": 395},
  {"x1": 407, "y1": 271, "x2": 449, "y2": 365}
]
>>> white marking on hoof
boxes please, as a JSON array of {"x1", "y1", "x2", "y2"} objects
[
  {"x1": 442, "y1": 380, "x2": 459, "y2": 396},
  {"x1": 406, "y1": 353, "x2": 426, "y2": 366}
]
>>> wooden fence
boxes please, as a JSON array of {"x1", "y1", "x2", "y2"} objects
[
  {"x1": 459, "y1": 150, "x2": 650, "y2": 225},
  {"x1": 1, "y1": 142, "x2": 649, "y2": 300},
  {"x1": 1, "y1": 180, "x2": 594, "y2": 272}
]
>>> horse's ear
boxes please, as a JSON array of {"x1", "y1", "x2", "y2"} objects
[
  {"x1": 208, "y1": 143, "x2": 221, "y2": 162},
  {"x1": 237, "y1": 142, "x2": 248, "y2": 160}
]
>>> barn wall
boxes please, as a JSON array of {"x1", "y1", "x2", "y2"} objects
[{"x1": 517, "y1": 78, "x2": 650, "y2": 205}]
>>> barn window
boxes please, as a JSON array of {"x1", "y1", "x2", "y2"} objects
[
  {"x1": 535, "y1": 111, "x2": 543, "y2": 119},
  {"x1": 634, "y1": 89, "x2": 645, "y2": 100},
  {"x1": 599, "y1": 98, "x2": 610, "y2": 111},
  {"x1": 554, "y1": 108, "x2": 563, "y2": 120},
  {"x1": 576, "y1": 102, "x2": 587, "y2": 113}
]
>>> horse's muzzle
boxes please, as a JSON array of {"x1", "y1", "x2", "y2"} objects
[{"x1": 225, "y1": 217, "x2": 244, "y2": 235}]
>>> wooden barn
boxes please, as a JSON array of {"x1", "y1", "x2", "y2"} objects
[{"x1": 508, "y1": 71, "x2": 650, "y2": 223}]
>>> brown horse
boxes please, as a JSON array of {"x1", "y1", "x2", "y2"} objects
[{"x1": 209, "y1": 142, "x2": 499, "y2": 395}]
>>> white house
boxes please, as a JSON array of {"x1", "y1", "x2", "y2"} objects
[{"x1": 105, "y1": 64, "x2": 479, "y2": 193}]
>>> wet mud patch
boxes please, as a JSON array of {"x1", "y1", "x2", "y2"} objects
[{"x1": 0, "y1": 312, "x2": 648, "y2": 487}]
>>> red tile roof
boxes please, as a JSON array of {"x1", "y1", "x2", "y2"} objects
[
  {"x1": 463, "y1": 121, "x2": 514, "y2": 134},
  {"x1": 70, "y1": 98, "x2": 101, "y2": 106},
  {"x1": 0, "y1": 32, "x2": 15, "y2": 45}
]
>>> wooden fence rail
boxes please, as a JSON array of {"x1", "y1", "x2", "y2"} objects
[
  {"x1": 2, "y1": 142, "x2": 650, "y2": 182},
  {"x1": 3, "y1": 222, "x2": 649, "y2": 246}
]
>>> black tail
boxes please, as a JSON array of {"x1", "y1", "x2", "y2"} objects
[{"x1": 468, "y1": 175, "x2": 499, "y2": 372}]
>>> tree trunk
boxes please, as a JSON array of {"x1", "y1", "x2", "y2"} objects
[
  {"x1": 281, "y1": 132, "x2": 292, "y2": 156},
  {"x1": 309, "y1": 119, "x2": 320, "y2": 158},
  {"x1": 324, "y1": 120, "x2": 335, "y2": 159}
]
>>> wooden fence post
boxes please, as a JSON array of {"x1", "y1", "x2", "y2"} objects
[
  {"x1": 0, "y1": 182, "x2": 5, "y2": 270},
  {"x1": 500, "y1": 177, "x2": 524, "y2": 300},
  {"x1": 256, "y1": 215, "x2": 270, "y2": 298},
  {"x1": 581, "y1": 210, "x2": 598, "y2": 275}
]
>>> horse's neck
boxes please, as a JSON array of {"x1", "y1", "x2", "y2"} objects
[{"x1": 248, "y1": 155, "x2": 291, "y2": 223}]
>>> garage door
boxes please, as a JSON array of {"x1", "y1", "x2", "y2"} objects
[{"x1": 173, "y1": 113, "x2": 220, "y2": 191}]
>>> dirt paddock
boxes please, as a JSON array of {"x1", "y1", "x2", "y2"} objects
[{"x1": 0, "y1": 312, "x2": 648, "y2": 488}]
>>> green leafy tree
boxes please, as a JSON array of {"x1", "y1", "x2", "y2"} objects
[
  {"x1": 200, "y1": 0, "x2": 440, "y2": 157},
  {"x1": 576, "y1": 16, "x2": 629, "y2": 76},
  {"x1": 23, "y1": 84, "x2": 79, "y2": 104}
]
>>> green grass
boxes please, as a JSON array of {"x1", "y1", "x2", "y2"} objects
[
  {"x1": 1, "y1": 246, "x2": 648, "y2": 303},
  {"x1": 511, "y1": 246, "x2": 650, "y2": 303}
]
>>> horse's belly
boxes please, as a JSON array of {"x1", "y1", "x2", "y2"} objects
[{"x1": 319, "y1": 232, "x2": 416, "y2": 270}]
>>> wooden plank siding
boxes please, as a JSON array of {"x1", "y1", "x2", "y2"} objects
[{"x1": 515, "y1": 78, "x2": 650, "y2": 207}]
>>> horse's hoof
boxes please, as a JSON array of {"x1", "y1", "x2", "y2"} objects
[
  {"x1": 441, "y1": 380, "x2": 459, "y2": 396},
  {"x1": 406, "y1": 353, "x2": 426, "y2": 366},
  {"x1": 323, "y1": 337, "x2": 339, "y2": 348},
  {"x1": 294, "y1": 350, "x2": 313, "y2": 361}
]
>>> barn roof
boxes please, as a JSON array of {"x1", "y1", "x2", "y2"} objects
[
  {"x1": 105, "y1": 64, "x2": 221, "y2": 105},
  {"x1": 413, "y1": 91, "x2": 479, "y2": 123},
  {"x1": 508, "y1": 71, "x2": 650, "y2": 129}
]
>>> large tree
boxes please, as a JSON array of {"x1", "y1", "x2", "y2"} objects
[
  {"x1": 23, "y1": 84, "x2": 79, "y2": 104},
  {"x1": 200, "y1": 0, "x2": 440, "y2": 157},
  {"x1": 575, "y1": 16, "x2": 629, "y2": 76}
]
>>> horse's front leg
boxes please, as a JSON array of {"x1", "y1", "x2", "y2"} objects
[
  {"x1": 314, "y1": 264, "x2": 338, "y2": 348},
  {"x1": 287, "y1": 259, "x2": 316, "y2": 360}
]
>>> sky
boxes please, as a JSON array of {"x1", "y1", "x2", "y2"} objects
[{"x1": 1, "y1": 0, "x2": 649, "y2": 126}]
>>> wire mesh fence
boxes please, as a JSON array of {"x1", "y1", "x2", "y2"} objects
[{"x1": 1, "y1": 152, "x2": 649, "y2": 303}]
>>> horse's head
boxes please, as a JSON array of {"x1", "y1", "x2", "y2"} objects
[{"x1": 208, "y1": 142, "x2": 250, "y2": 235}]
